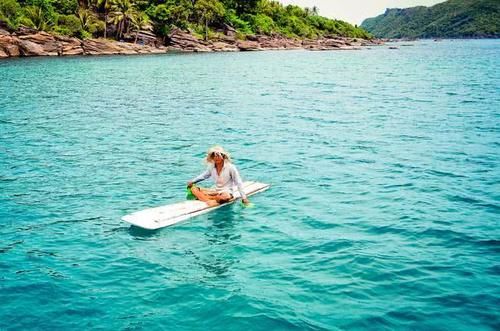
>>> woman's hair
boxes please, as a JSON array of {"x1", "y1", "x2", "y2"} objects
[{"x1": 206, "y1": 145, "x2": 232, "y2": 163}]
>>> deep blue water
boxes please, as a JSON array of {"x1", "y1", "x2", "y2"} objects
[{"x1": 1, "y1": 40, "x2": 499, "y2": 330}]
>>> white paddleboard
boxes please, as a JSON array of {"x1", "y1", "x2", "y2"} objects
[{"x1": 122, "y1": 181, "x2": 270, "y2": 230}]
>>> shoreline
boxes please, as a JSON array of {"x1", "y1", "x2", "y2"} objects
[{"x1": 0, "y1": 26, "x2": 384, "y2": 59}]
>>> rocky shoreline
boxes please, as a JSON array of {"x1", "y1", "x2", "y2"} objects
[{"x1": 0, "y1": 25, "x2": 383, "y2": 59}]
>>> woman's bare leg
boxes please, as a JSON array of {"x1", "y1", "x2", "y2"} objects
[
  {"x1": 215, "y1": 192, "x2": 233, "y2": 204},
  {"x1": 190, "y1": 186, "x2": 219, "y2": 206},
  {"x1": 190, "y1": 187, "x2": 233, "y2": 206}
]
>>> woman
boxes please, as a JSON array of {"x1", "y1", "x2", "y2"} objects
[{"x1": 187, "y1": 146, "x2": 250, "y2": 207}]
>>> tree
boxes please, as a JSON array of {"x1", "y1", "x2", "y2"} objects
[
  {"x1": 130, "y1": 11, "x2": 150, "y2": 43},
  {"x1": 95, "y1": 0, "x2": 111, "y2": 38},
  {"x1": 146, "y1": 0, "x2": 191, "y2": 33},
  {"x1": 194, "y1": 0, "x2": 224, "y2": 40},
  {"x1": 109, "y1": 0, "x2": 136, "y2": 39},
  {"x1": 77, "y1": 7, "x2": 102, "y2": 36},
  {"x1": 0, "y1": 0, "x2": 22, "y2": 28},
  {"x1": 222, "y1": 0, "x2": 258, "y2": 15},
  {"x1": 22, "y1": 5, "x2": 53, "y2": 30}
]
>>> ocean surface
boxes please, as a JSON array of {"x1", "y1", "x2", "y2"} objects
[{"x1": 1, "y1": 40, "x2": 499, "y2": 330}]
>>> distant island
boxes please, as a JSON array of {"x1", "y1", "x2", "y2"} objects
[
  {"x1": 0, "y1": 0, "x2": 379, "y2": 58},
  {"x1": 361, "y1": 0, "x2": 499, "y2": 39}
]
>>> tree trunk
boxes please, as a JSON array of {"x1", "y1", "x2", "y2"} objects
[
  {"x1": 205, "y1": 17, "x2": 208, "y2": 41},
  {"x1": 104, "y1": 13, "x2": 107, "y2": 39},
  {"x1": 134, "y1": 31, "x2": 138, "y2": 44}
]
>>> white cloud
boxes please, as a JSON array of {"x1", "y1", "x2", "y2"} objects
[{"x1": 279, "y1": 0, "x2": 445, "y2": 25}]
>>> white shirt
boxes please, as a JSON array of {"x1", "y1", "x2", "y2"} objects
[{"x1": 190, "y1": 162, "x2": 247, "y2": 200}]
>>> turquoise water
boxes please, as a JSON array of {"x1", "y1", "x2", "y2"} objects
[{"x1": 1, "y1": 40, "x2": 499, "y2": 330}]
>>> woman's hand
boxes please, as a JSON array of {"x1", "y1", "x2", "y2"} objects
[
  {"x1": 242, "y1": 198, "x2": 250, "y2": 205},
  {"x1": 187, "y1": 181, "x2": 193, "y2": 188}
]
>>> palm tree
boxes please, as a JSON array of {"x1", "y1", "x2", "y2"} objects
[
  {"x1": 130, "y1": 12, "x2": 150, "y2": 43},
  {"x1": 23, "y1": 6, "x2": 52, "y2": 31},
  {"x1": 78, "y1": 8, "x2": 98, "y2": 34},
  {"x1": 194, "y1": 0, "x2": 225, "y2": 41},
  {"x1": 109, "y1": 0, "x2": 135, "y2": 39},
  {"x1": 94, "y1": 0, "x2": 112, "y2": 38}
]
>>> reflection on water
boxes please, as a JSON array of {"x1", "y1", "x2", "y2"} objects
[{"x1": 196, "y1": 206, "x2": 241, "y2": 279}]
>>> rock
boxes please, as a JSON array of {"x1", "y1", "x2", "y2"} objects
[
  {"x1": 17, "y1": 38, "x2": 50, "y2": 56},
  {"x1": 0, "y1": 35, "x2": 20, "y2": 56},
  {"x1": 167, "y1": 28, "x2": 212, "y2": 52},
  {"x1": 245, "y1": 34, "x2": 259, "y2": 41},
  {"x1": 217, "y1": 34, "x2": 236, "y2": 43},
  {"x1": 211, "y1": 41, "x2": 239, "y2": 52},
  {"x1": 236, "y1": 40, "x2": 261, "y2": 51},
  {"x1": 322, "y1": 39, "x2": 346, "y2": 48},
  {"x1": 55, "y1": 35, "x2": 84, "y2": 56},
  {"x1": 82, "y1": 39, "x2": 122, "y2": 55},
  {"x1": 15, "y1": 26, "x2": 38, "y2": 36},
  {"x1": 3, "y1": 43, "x2": 20, "y2": 56},
  {"x1": 253, "y1": 35, "x2": 287, "y2": 49},
  {"x1": 19, "y1": 32, "x2": 62, "y2": 55},
  {"x1": 223, "y1": 24, "x2": 236, "y2": 37},
  {"x1": 0, "y1": 25, "x2": 380, "y2": 59}
]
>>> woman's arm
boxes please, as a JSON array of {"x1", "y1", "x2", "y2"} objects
[
  {"x1": 187, "y1": 168, "x2": 211, "y2": 187},
  {"x1": 230, "y1": 165, "x2": 249, "y2": 204}
]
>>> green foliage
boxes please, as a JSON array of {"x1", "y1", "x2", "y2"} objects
[
  {"x1": 0, "y1": 0, "x2": 22, "y2": 28},
  {"x1": 361, "y1": 0, "x2": 500, "y2": 38},
  {"x1": 4, "y1": 0, "x2": 372, "y2": 41},
  {"x1": 222, "y1": 0, "x2": 259, "y2": 15},
  {"x1": 77, "y1": 8, "x2": 102, "y2": 35},
  {"x1": 21, "y1": 4, "x2": 54, "y2": 30},
  {"x1": 224, "y1": 8, "x2": 252, "y2": 34},
  {"x1": 250, "y1": 13, "x2": 275, "y2": 34},
  {"x1": 54, "y1": 13, "x2": 81, "y2": 35},
  {"x1": 146, "y1": 0, "x2": 191, "y2": 34},
  {"x1": 194, "y1": 0, "x2": 225, "y2": 39},
  {"x1": 51, "y1": 0, "x2": 77, "y2": 15}
]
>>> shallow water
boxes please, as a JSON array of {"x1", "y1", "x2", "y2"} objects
[{"x1": 1, "y1": 40, "x2": 499, "y2": 330}]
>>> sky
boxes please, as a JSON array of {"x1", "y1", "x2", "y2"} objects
[{"x1": 279, "y1": 0, "x2": 446, "y2": 25}]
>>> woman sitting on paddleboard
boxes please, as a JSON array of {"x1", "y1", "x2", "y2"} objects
[{"x1": 187, "y1": 146, "x2": 250, "y2": 207}]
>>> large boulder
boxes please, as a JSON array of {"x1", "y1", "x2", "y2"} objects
[
  {"x1": 82, "y1": 39, "x2": 122, "y2": 55},
  {"x1": 223, "y1": 24, "x2": 236, "y2": 37},
  {"x1": 18, "y1": 32, "x2": 62, "y2": 55},
  {"x1": 55, "y1": 35, "x2": 84, "y2": 56},
  {"x1": 17, "y1": 38, "x2": 50, "y2": 56},
  {"x1": 211, "y1": 41, "x2": 238, "y2": 52},
  {"x1": 0, "y1": 35, "x2": 20, "y2": 56},
  {"x1": 167, "y1": 28, "x2": 211, "y2": 52},
  {"x1": 236, "y1": 40, "x2": 261, "y2": 51}
]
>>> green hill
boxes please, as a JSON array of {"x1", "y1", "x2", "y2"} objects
[{"x1": 361, "y1": 0, "x2": 500, "y2": 38}]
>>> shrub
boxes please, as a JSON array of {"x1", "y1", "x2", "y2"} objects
[
  {"x1": 224, "y1": 8, "x2": 252, "y2": 34},
  {"x1": 55, "y1": 13, "x2": 81, "y2": 36},
  {"x1": 251, "y1": 13, "x2": 275, "y2": 34},
  {"x1": 51, "y1": 0, "x2": 77, "y2": 15},
  {"x1": 0, "y1": 0, "x2": 21, "y2": 28}
]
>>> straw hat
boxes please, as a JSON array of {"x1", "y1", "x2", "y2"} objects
[{"x1": 206, "y1": 145, "x2": 232, "y2": 163}]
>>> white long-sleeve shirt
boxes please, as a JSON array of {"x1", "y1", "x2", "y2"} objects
[{"x1": 190, "y1": 162, "x2": 247, "y2": 200}]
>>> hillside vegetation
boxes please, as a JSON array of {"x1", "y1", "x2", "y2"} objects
[
  {"x1": 361, "y1": 0, "x2": 499, "y2": 38},
  {"x1": 0, "y1": 0, "x2": 371, "y2": 41}
]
